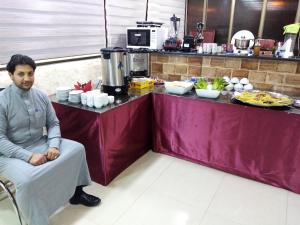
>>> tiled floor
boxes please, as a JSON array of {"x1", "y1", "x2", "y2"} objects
[{"x1": 2, "y1": 151, "x2": 300, "y2": 225}]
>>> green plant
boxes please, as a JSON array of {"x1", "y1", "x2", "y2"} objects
[
  {"x1": 212, "y1": 77, "x2": 227, "y2": 91},
  {"x1": 194, "y1": 78, "x2": 208, "y2": 89}
]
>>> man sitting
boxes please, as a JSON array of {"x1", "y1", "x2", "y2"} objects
[{"x1": 0, "y1": 54, "x2": 100, "y2": 225}]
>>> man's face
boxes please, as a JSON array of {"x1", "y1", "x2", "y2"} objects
[{"x1": 9, "y1": 64, "x2": 35, "y2": 91}]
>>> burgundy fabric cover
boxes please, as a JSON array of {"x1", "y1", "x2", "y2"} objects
[
  {"x1": 152, "y1": 93, "x2": 300, "y2": 194},
  {"x1": 52, "y1": 95, "x2": 152, "y2": 185}
]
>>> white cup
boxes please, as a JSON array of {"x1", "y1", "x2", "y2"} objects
[
  {"x1": 211, "y1": 43, "x2": 218, "y2": 54},
  {"x1": 81, "y1": 93, "x2": 87, "y2": 105},
  {"x1": 217, "y1": 46, "x2": 223, "y2": 54},
  {"x1": 203, "y1": 43, "x2": 209, "y2": 53},
  {"x1": 86, "y1": 93, "x2": 94, "y2": 107},
  {"x1": 207, "y1": 43, "x2": 213, "y2": 54},
  {"x1": 108, "y1": 95, "x2": 114, "y2": 104},
  {"x1": 99, "y1": 93, "x2": 109, "y2": 106},
  {"x1": 93, "y1": 95, "x2": 103, "y2": 108}
]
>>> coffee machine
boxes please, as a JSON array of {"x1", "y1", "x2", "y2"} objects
[
  {"x1": 100, "y1": 47, "x2": 129, "y2": 95},
  {"x1": 126, "y1": 49, "x2": 150, "y2": 77}
]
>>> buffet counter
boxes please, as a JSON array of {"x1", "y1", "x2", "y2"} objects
[
  {"x1": 51, "y1": 87, "x2": 300, "y2": 194},
  {"x1": 51, "y1": 93, "x2": 153, "y2": 185}
]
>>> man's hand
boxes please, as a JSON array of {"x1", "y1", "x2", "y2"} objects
[
  {"x1": 45, "y1": 147, "x2": 60, "y2": 161},
  {"x1": 29, "y1": 153, "x2": 47, "y2": 166}
]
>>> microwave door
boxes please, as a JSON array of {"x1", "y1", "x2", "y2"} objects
[{"x1": 128, "y1": 30, "x2": 150, "y2": 47}]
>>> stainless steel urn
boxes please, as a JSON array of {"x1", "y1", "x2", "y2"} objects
[{"x1": 100, "y1": 47, "x2": 129, "y2": 95}]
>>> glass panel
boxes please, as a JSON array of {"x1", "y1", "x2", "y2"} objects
[
  {"x1": 206, "y1": 0, "x2": 231, "y2": 44},
  {"x1": 186, "y1": 0, "x2": 204, "y2": 36},
  {"x1": 233, "y1": 0, "x2": 262, "y2": 39},
  {"x1": 264, "y1": 0, "x2": 298, "y2": 41}
]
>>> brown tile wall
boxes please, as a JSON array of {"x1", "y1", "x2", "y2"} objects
[{"x1": 150, "y1": 53, "x2": 300, "y2": 96}]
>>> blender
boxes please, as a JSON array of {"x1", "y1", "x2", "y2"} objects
[
  {"x1": 279, "y1": 23, "x2": 300, "y2": 58},
  {"x1": 163, "y1": 14, "x2": 182, "y2": 51}
]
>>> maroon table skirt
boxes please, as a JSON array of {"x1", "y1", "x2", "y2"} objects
[
  {"x1": 53, "y1": 95, "x2": 152, "y2": 185},
  {"x1": 152, "y1": 93, "x2": 300, "y2": 194}
]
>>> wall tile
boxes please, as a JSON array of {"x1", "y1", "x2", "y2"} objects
[
  {"x1": 168, "y1": 74, "x2": 181, "y2": 81},
  {"x1": 188, "y1": 66, "x2": 201, "y2": 76},
  {"x1": 272, "y1": 85, "x2": 300, "y2": 96},
  {"x1": 277, "y1": 61, "x2": 297, "y2": 73},
  {"x1": 232, "y1": 69, "x2": 249, "y2": 78},
  {"x1": 297, "y1": 62, "x2": 300, "y2": 74},
  {"x1": 225, "y1": 58, "x2": 241, "y2": 69},
  {"x1": 151, "y1": 54, "x2": 300, "y2": 93},
  {"x1": 285, "y1": 75, "x2": 300, "y2": 86},
  {"x1": 157, "y1": 55, "x2": 169, "y2": 63},
  {"x1": 202, "y1": 57, "x2": 211, "y2": 66},
  {"x1": 181, "y1": 75, "x2": 191, "y2": 81},
  {"x1": 251, "y1": 82, "x2": 273, "y2": 91},
  {"x1": 215, "y1": 68, "x2": 232, "y2": 77},
  {"x1": 156, "y1": 74, "x2": 169, "y2": 80},
  {"x1": 188, "y1": 56, "x2": 202, "y2": 65},
  {"x1": 259, "y1": 60, "x2": 278, "y2": 72},
  {"x1": 163, "y1": 64, "x2": 175, "y2": 74},
  {"x1": 266, "y1": 72, "x2": 284, "y2": 84},
  {"x1": 241, "y1": 59, "x2": 258, "y2": 70},
  {"x1": 210, "y1": 57, "x2": 225, "y2": 67},
  {"x1": 151, "y1": 63, "x2": 163, "y2": 74},
  {"x1": 201, "y1": 67, "x2": 216, "y2": 77},
  {"x1": 176, "y1": 56, "x2": 188, "y2": 63},
  {"x1": 175, "y1": 64, "x2": 188, "y2": 75},
  {"x1": 150, "y1": 55, "x2": 157, "y2": 62},
  {"x1": 248, "y1": 71, "x2": 267, "y2": 83}
]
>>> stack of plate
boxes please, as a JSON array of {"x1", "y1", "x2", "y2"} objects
[
  {"x1": 56, "y1": 87, "x2": 71, "y2": 101},
  {"x1": 68, "y1": 90, "x2": 83, "y2": 103}
]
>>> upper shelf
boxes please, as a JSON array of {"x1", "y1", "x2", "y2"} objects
[{"x1": 151, "y1": 50, "x2": 300, "y2": 62}]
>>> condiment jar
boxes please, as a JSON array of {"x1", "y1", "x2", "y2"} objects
[{"x1": 253, "y1": 40, "x2": 261, "y2": 57}]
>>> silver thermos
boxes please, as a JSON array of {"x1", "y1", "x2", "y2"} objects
[{"x1": 100, "y1": 47, "x2": 129, "y2": 95}]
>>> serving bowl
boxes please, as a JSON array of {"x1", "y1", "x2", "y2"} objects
[
  {"x1": 195, "y1": 89, "x2": 220, "y2": 98},
  {"x1": 164, "y1": 81, "x2": 193, "y2": 95}
]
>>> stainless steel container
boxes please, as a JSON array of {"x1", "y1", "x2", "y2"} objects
[
  {"x1": 234, "y1": 38, "x2": 251, "y2": 50},
  {"x1": 100, "y1": 47, "x2": 129, "y2": 95},
  {"x1": 127, "y1": 49, "x2": 149, "y2": 77}
]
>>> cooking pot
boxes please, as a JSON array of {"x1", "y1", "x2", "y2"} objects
[{"x1": 234, "y1": 38, "x2": 252, "y2": 49}]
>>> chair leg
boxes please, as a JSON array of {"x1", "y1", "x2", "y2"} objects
[{"x1": 0, "y1": 180, "x2": 23, "y2": 225}]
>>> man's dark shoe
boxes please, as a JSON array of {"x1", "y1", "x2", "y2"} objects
[{"x1": 69, "y1": 192, "x2": 101, "y2": 207}]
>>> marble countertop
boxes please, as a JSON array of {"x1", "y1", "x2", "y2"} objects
[{"x1": 50, "y1": 86, "x2": 300, "y2": 115}]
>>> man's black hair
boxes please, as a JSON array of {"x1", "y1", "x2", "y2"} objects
[{"x1": 6, "y1": 54, "x2": 36, "y2": 74}]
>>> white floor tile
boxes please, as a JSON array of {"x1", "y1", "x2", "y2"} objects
[
  {"x1": 51, "y1": 151, "x2": 173, "y2": 225},
  {"x1": 50, "y1": 207, "x2": 97, "y2": 225},
  {"x1": 149, "y1": 158, "x2": 225, "y2": 209},
  {"x1": 113, "y1": 189, "x2": 205, "y2": 225},
  {"x1": 287, "y1": 192, "x2": 300, "y2": 225},
  {"x1": 4, "y1": 151, "x2": 299, "y2": 225},
  {"x1": 208, "y1": 174, "x2": 288, "y2": 225},
  {"x1": 199, "y1": 211, "x2": 244, "y2": 225}
]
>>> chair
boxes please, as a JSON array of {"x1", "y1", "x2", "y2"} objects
[{"x1": 0, "y1": 176, "x2": 23, "y2": 225}]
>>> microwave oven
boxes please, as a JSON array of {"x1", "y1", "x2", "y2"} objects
[{"x1": 126, "y1": 27, "x2": 166, "y2": 49}]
